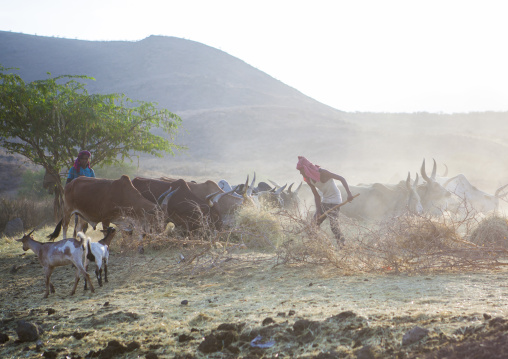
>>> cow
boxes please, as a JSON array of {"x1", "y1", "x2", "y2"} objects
[
  {"x1": 48, "y1": 175, "x2": 158, "y2": 241},
  {"x1": 132, "y1": 175, "x2": 255, "y2": 228},
  {"x1": 268, "y1": 180, "x2": 303, "y2": 211},
  {"x1": 418, "y1": 159, "x2": 459, "y2": 215},
  {"x1": 157, "y1": 179, "x2": 222, "y2": 231},
  {"x1": 424, "y1": 159, "x2": 508, "y2": 213},
  {"x1": 338, "y1": 173, "x2": 423, "y2": 222}
]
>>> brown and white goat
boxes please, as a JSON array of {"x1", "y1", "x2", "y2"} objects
[
  {"x1": 84, "y1": 226, "x2": 117, "y2": 290},
  {"x1": 16, "y1": 229, "x2": 95, "y2": 298}
]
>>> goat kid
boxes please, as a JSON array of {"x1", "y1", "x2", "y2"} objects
[
  {"x1": 16, "y1": 229, "x2": 95, "y2": 298},
  {"x1": 84, "y1": 227, "x2": 117, "y2": 290}
]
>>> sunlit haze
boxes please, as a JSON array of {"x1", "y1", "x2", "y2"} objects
[{"x1": 2, "y1": 0, "x2": 508, "y2": 113}]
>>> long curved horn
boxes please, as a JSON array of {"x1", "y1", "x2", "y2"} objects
[
  {"x1": 157, "y1": 187, "x2": 174, "y2": 205},
  {"x1": 406, "y1": 172, "x2": 412, "y2": 190},
  {"x1": 294, "y1": 182, "x2": 302, "y2": 194},
  {"x1": 162, "y1": 187, "x2": 179, "y2": 209},
  {"x1": 413, "y1": 173, "x2": 420, "y2": 188},
  {"x1": 268, "y1": 179, "x2": 281, "y2": 188},
  {"x1": 442, "y1": 164, "x2": 448, "y2": 177},
  {"x1": 495, "y1": 183, "x2": 508, "y2": 197},
  {"x1": 206, "y1": 190, "x2": 222, "y2": 206},
  {"x1": 247, "y1": 172, "x2": 256, "y2": 196},
  {"x1": 431, "y1": 158, "x2": 437, "y2": 180},
  {"x1": 27, "y1": 228, "x2": 36, "y2": 236},
  {"x1": 420, "y1": 159, "x2": 431, "y2": 182},
  {"x1": 275, "y1": 183, "x2": 287, "y2": 195},
  {"x1": 287, "y1": 183, "x2": 294, "y2": 193}
]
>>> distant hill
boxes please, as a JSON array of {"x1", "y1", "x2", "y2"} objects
[{"x1": 1, "y1": 31, "x2": 507, "y2": 195}]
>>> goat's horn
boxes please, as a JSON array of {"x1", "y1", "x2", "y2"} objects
[
  {"x1": 287, "y1": 183, "x2": 294, "y2": 193},
  {"x1": 406, "y1": 172, "x2": 412, "y2": 190},
  {"x1": 27, "y1": 228, "x2": 35, "y2": 236}
]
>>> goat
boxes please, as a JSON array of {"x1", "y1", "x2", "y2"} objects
[
  {"x1": 16, "y1": 229, "x2": 95, "y2": 298},
  {"x1": 84, "y1": 227, "x2": 117, "y2": 290}
]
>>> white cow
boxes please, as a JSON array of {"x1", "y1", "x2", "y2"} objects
[{"x1": 423, "y1": 159, "x2": 508, "y2": 214}]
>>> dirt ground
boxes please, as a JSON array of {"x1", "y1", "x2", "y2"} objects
[{"x1": 2, "y1": 226, "x2": 508, "y2": 359}]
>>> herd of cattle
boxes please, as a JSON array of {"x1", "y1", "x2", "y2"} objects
[{"x1": 46, "y1": 159, "x2": 508, "y2": 241}]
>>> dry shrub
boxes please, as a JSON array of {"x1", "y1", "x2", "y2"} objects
[
  {"x1": 0, "y1": 197, "x2": 54, "y2": 234},
  {"x1": 469, "y1": 215, "x2": 508, "y2": 248},
  {"x1": 275, "y1": 206, "x2": 363, "y2": 272},
  {"x1": 233, "y1": 205, "x2": 283, "y2": 249}
]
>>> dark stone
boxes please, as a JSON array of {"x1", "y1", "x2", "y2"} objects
[
  {"x1": 329, "y1": 311, "x2": 357, "y2": 321},
  {"x1": 72, "y1": 331, "x2": 86, "y2": 340},
  {"x1": 0, "y1": 332, "x2": 9, "y2": 344},
  {"x1": 178, "y1": 334, "x2": 194, "y2": 342},
  {"x1": 262, "y1": 317, "x2": 275, "y2": 326},
  {"x1": 16, "y1": 320, "x2": 42, "y2": 342},
  {"x1": 47, "y1": 308, "x2": 56, "y2": 315},
  {"x1": 126, "y1": 341, "x2": 140, "y2": 351},
  {"x1": 181, "y1": 300, "x2": 189, "y2": 305},
  {"x1": 217, "y1": 323, "x2": 238, "y2": 331},
  {"x1": 145, "y1": 353, "x2": 158, "y2": 359},
  {"x1": 198, "y1": 334, "x2": 222, "y2": 353},
  {"x1": 402, "y1": 326, "x2": 429, "y2": 346},
  {"x1": 43, "y1": 350, "x2": 57, "y2": 359},
  {"x1": 483, "y1": 313, "x2": 492, "y2": 320},
  {"x1": 288, "y1": 310, "x2": 296, "y2": 316},
  {"x1": 293, "y1": 319, "x2": 320, "y2": 335}
]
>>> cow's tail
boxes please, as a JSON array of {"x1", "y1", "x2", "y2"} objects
[{"x1": 47, "y1": 219, "x2": 63, "y2": 241}]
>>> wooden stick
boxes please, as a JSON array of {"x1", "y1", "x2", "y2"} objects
[{"x1": 317, "y1": 193, "x2": 360, "y2": 222}]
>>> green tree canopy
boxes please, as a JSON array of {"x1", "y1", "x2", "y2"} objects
[{"x1": 0, "y1": 65, "x2": 184, "y2": 217}]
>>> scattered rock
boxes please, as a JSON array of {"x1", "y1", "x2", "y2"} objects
[
  {"x1": 42, "y1": 350, "x2": 57, "y2": 359},
  {"x1": 0, "y1": 332, "x2": 9, "y2": 344},
  {"x1": 262, "y1": 317, "x2": 275, "y2": 326},
  {"x1": 484, "y1": 313, "x2": 492, "y2": 320},
  {"x1": 178, "y1": 334, "x2": 194, "y2": 342},
  {"x1": 402, "y1": 326, "x2": 429, "y2": 346},
  {"x1": 288, "y1": 310, "x2": 296, "y2": 316},
  {"x1": 16, "y1": 320, "x2": 43, "y2": 342},
  {"x1": 145, "y1": 353, "x2": 158, "y2": 359},
  {"x1": 47, "y1": 308, "x2": 56, "y2": 315},
  {"x1": 181, "y1": 300, "x2": 189, "y2": 305}
]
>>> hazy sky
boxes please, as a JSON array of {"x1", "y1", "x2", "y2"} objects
[{"x1": 2, "y1": 0, "x2": 508, "y2": 113}]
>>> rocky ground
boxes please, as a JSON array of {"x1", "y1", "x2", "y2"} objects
[{"x1": 2, "y1": 227, "x2": 508, "y2": 359}]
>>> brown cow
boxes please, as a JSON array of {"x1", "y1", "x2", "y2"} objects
[
  {"x1": 157, "y1": 179, "x2": 222, "y2": 231},
  {"x1": 132, "y1": 176, "x2": 255, "y2": 227},
  {"x1": 48, "y1": 175, "x2": 158, "y2": 241}
]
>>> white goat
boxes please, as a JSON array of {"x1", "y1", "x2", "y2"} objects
[
  {"x1": 16, "y1": 229, "x2": 95, "y2": 298},
  {"x1": 84, "y1": 226, "x2": 117, "y2": 290}
]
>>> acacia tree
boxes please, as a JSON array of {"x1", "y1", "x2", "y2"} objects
[{"x1": 0, "y1": 65, "x2": 184, "y2": 219}]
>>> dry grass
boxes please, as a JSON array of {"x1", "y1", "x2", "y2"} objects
[
  {"x1": 0, "y1": 197, "x2": 53, "y2": 234},
  {"x1": 3, "y1": 206, "x2": 508, "y2": 358}
]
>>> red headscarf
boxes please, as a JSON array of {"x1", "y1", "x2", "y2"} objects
[
  {"x1": 73, "y1": 150, "x2": 92, "y2": 171},
  {"x1": 296, "y1": 156, "x2": 321, "y2": 183}
]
